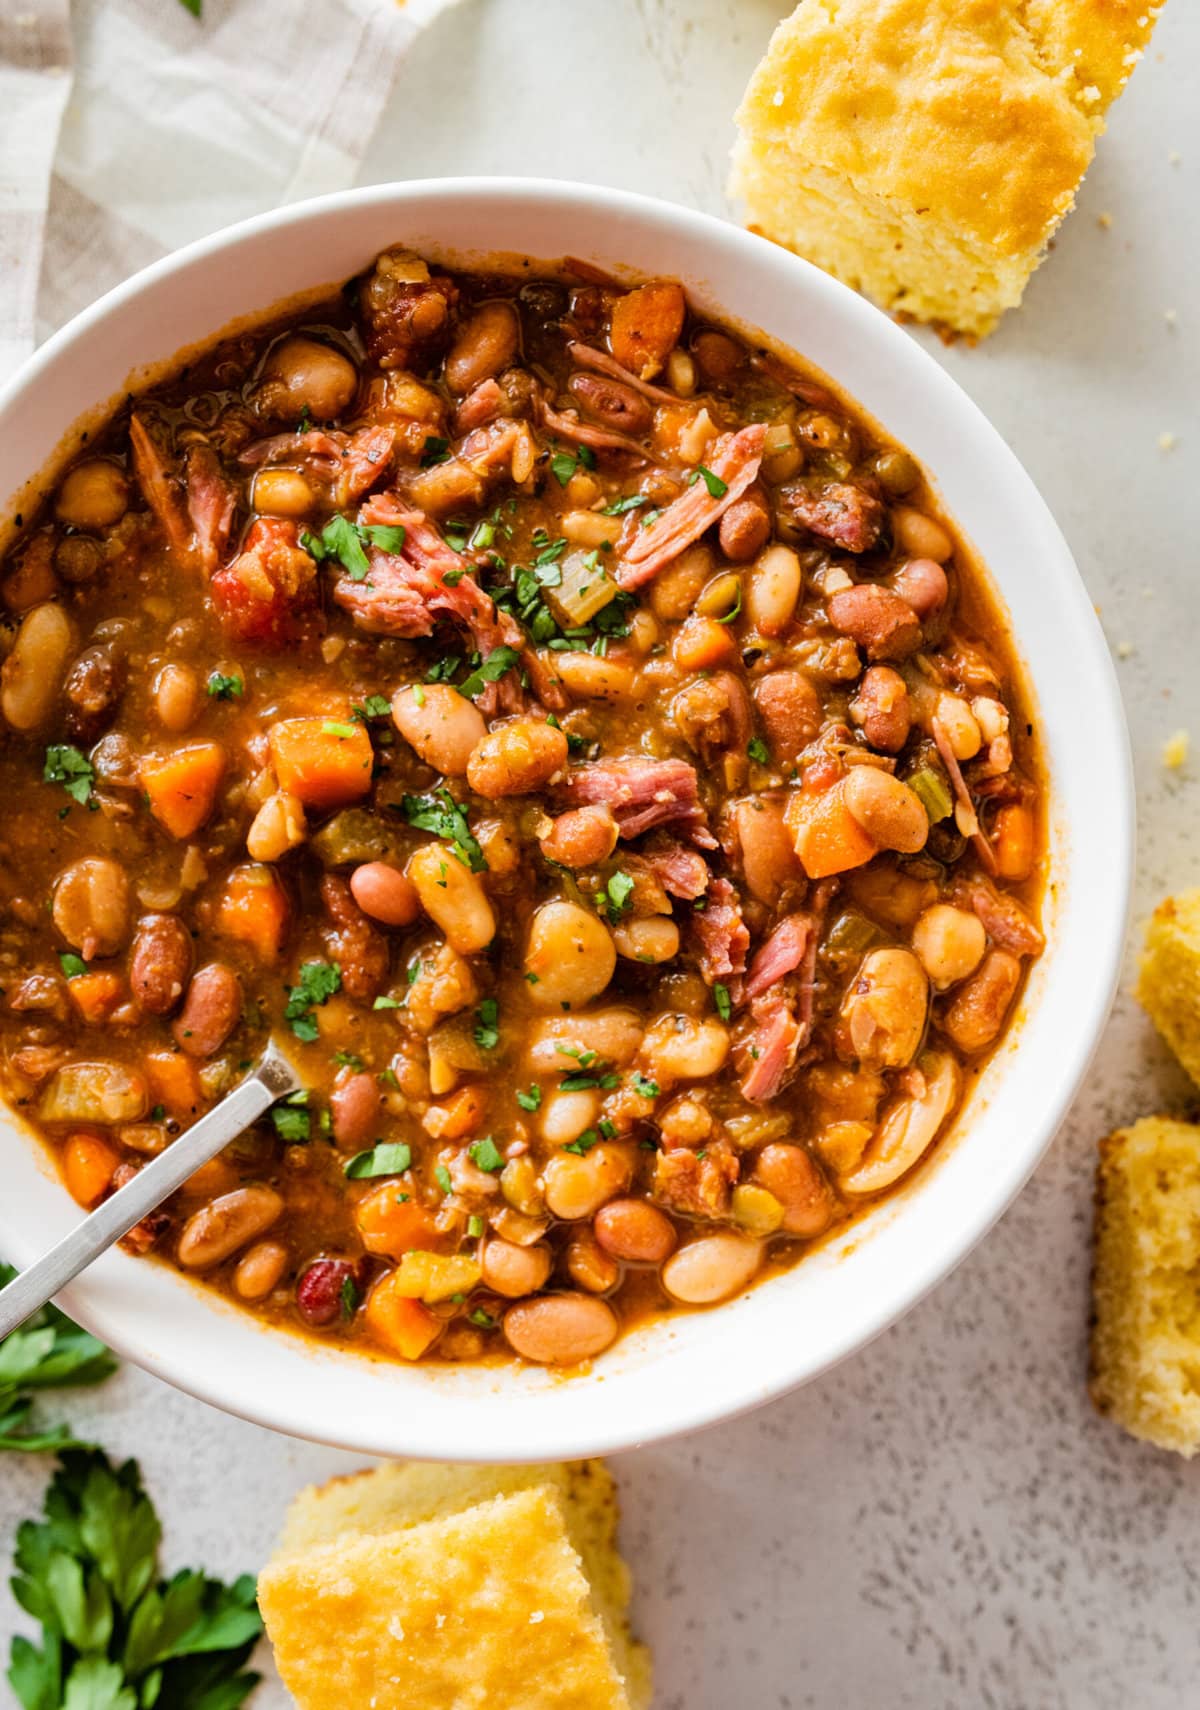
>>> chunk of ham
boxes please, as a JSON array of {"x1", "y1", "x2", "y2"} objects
[
  {"x1": 690, "y1": 876, "x2": 749, "y2": 985},
  {"x1": 779, "y1": 479, "x2": 885, "y2": 554},
  {"x1": 238, "y1": 429, "x2": 347, "y2": 471},
  {"x1": 966, "y1": 881, "x2": 1044, "y2": 957},
  {"x1": 738, "y1": 885, "x2": 832, "y2": 1101},
  {"x1": 566, "y1": 340, "x2": 677, "y2": 404},
  {"x1": 185, "y1": 444, "x2": 236, "y2": 573},
  {"x1": 129, "y1": 415, "x2": 191, "y2": 556},
  {"x1": 739, "y1": 992, "x2": 804, "y2": 1103},
  {"x1": 652, "y1": 1141, "x2": 739, "y2": 1219},
  {"x1": 537, "y1": 392, "x2": 657, "y2": 462},
  {"x1": 742, "y1": 913, "x2": 811, "y2": 1003},
  {"x1": 334, "y1": 425, "x2": 395, "y2": 508},
  {"x1": 617, "y1": 425, "x2": 766, "y2": 590},
  {"x1": 931, "y1": 716, "x2": 998, "y2": 875},
  {"x1": 561, "y1": 757, "x2": 716, "y2": 848},
  {"x1": 640, "y1": 835, "x2": 709, "y2": 901},
  {"x1": 453, "y1": 378, "x2": 504, "y2": 434}
]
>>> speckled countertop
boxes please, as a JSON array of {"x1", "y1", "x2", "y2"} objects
[{"x1": 3, "y1": 3, "x2": 1199, "y2": 1705}]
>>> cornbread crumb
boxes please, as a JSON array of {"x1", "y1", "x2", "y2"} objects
[
  {"x1": 730, "y1": 0, "x2": 1164, "y2": 337},
  {"x1": 1162, "y1": 729, "x2": 1189, "y2": 769},
  {"x1": 1091, "y1": 1117, "x2": 1200, "y2": 1456},
  {"x1": 1165, "y1": 309, "x2": 1178, "y2": 327},
  {"x1": 1115, "y1": 640, "x2": 1134, "y2": 659},
  {"x1": 1158, "y1": 431, "x2": 1177, "y2": 451},
  {"x1": 1097, "y1": 211, "x2": 1114, "y2": 229},
  {"x1": 261, "y1": 1463, "x2": 651, "y2": 1710},
  {"x1": 1136, "y1": 891, "x2": 1200, "y2": 1089}
]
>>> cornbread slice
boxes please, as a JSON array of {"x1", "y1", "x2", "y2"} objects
[
  {"x1": 1137, "y1": 890, "x2": 1200, "y2": 1088},
  {"x1": 730, "y1": 0, "x2": 1164, "y2": 337},
  {"x1": 1091, "y1": 1117, "x2": 1200, "y2": 1456},
  {"x1": 260, "y1": 1467, "x2": 651, "y2": 1710}
]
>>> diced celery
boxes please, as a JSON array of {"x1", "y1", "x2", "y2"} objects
[
  {"x1": 907, "y1": 766, "x2": 953, "y2": 824},
  {"x1": 545, "y1": 549, "x2": 619, "y2": 627}
]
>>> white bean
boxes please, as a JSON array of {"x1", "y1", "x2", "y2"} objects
[
  {"x1": 391, "y1": 683, "x2": 485, "y2": 775},
  {"x1": 1, "y1": 603, "x2": 73, "y2": 730},
  {"x1": 661, "y1": 1233, "x2": 763, "y2": 1304},
  {"x1": 892, "y1": 506, "x2": 953, "y2": 563},
  {"x1": 540, "y1": 1087, "x2": 602, "y2": 1146},
  {"x1": 407, "y1": 842, "x2": 495, "y2": 954},
  {"x1": 525, "y1": 900, "x2": 616, "y2": 1008},
  {"x1": 745, "y1": 543, "x2": 801, "y2": 637},
  {"x1": 612, "y1": 916, "x2": 680, "y2": 964},
  {"x1": 543, "y1": 1144, "x2": 632, "y2": 1220}
]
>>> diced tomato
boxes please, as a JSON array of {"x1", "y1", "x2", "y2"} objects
[{"x1": 210, "y1": 517, "x2": 318, "y2": 645}]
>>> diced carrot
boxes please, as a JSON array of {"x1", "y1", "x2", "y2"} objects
[
  {"x1": 786, "y1": 777, "x2": 878, "y2": 879},
  {"x1": 141, "y1": 743, "x2": 225, "y2": 839},
  {"x1": 144, "y1": 1050, "x2": 205, "y2": 1121},
  {"x1": 62, "y1": 1131, "x2": 119, "y2": 1207},
  {"x1": 610, "y1": 280, "x2": 686, "y2": 380},
  {"x1": 66, "y1": 971, "x2": 125, "y2": 1025},
  {"x1": 355, "y1": 1184, "x2": 441, "y2": 1259},
  {"x1": 364, "y1": 1271, "x2": 442, "y2": 1360},
  {"x1": 422, "y1": 1084, "x2": 486, "y2": 1141},
  {"x1": 672, "y1": 613, "x2": 738, "y2": 672},
  {"x1": 267, "y1": 716, "x2": 373, "y2": 812},
  {"x1": 214, "y1": 863, "x2": 290, "y2": 961},
  {"x1": 993, "y1": 802, "x2": 1035, "y2": 882}
]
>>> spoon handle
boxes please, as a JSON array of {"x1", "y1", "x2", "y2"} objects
[{"x1": 0, "y1": 1038, "x2": 300, "y2": 1341}]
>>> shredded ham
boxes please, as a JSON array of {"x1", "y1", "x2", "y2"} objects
[
  {"x1": 335, "y1": 425, "x2": 395, "y2": 507},
  {"x1": 561, "y1": 757, "x2": 716, "y2": 848},
  {"x1": 129, "y1": 415, "x2": 191, "y2": 556},
  {"x1": 690, "y1": 876, "x2": 750, "y2": 984},
  {"x1": 536, "y1": 393, "x2": 659, "y2": 462},
  {"x1": 567, "y1": 340, "x2": 677, "y2": 404},
  {"x1": 932, "y1": 717, "x2": 998, "y2": 875},
  {"x1": 453, "y1": 378, "x2": 504, "y2": 434},
  {"x1": 966, "y1": 882, "x2": 1044, "y2": 956},
  {"x1": 740, "y1": 994, "x2": 803, "y2": 1104},
  {"x1": 742, "y1": 914, "x2": 811, "y2": 1003},
  {"x1": 617, "y1": 424, "x2": 765, "y2": 590},
  {"x1": 184, "y1": 444, "x2": 236, "y2": 573},
  {"x1": 640, "y1": 836, "x2": 710, "y2": 901}
]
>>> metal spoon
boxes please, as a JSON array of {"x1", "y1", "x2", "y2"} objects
[{"x1": 0, "y1": 1038, "x2": 300, "y2": 1341}]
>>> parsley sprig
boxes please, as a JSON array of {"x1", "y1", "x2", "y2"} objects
[
  {"x1": 302, "y1": 515, "x2": 406, "y2": 583},
  {"x1": 400, "y1": 789, "x2": 486, "y2": 873},
  {"x1": 284, "y1": 961, "x2": 342, "y2": 1042},
  {"x1": 8, "y1": 1449, "x2": 262, "y2": 1710},
  {"x1": 43, "y1": 747, "x2": 94, "y2": 811},
  {"x1": 0, "y1": 1265, "x2": 115, "y2": 1454}
]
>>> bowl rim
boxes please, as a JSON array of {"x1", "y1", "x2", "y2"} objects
[{"x1": 0, "y1": 176, "x2": 1134, "y2": 1460}]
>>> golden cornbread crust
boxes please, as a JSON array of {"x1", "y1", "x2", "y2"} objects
[
  {"x1": 261, "y1": 1464, "x2": 651, "y2": 1710},
  {"x1": 1136, "y1": 890, "x2": 1200, "y2": 1089},
  {"x1": 731, "y1": 0, "x2": 1164, "y2": 335},
  {"x1": 1091, "y1": 1118, "x2": 1200, "y2": 1456}
]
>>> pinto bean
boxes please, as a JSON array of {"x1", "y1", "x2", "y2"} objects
[
  {"x1": 503, "y1": 1292, "x2": 618, "y2": 1364},
  {"x1": 567, "y1": 372, "x2": 653, "y2": 436},
  {"x1": 594, "y1": 1198, "x2": 677, "y2": 1264},
  {"x1": 719, "y1": 490, "x2": 771, "y2": 563},
  {"x1": 257, "y1": 336, "x2": 358, "y2": 423},
  {"x1": 1, "y1": 602, "x2": 73, "y2": 731},
  {"x1": 177, "y1": 1184, "x2": 283, "y2": 1269},
  {"x1": 730, "y1": 796, "x2": 802, "y2": 905},
  {"x1": 52, "y1": 858, "x2": 130, "y2": 959},
  {"x1": 349, "y1": 861, "x2": 420, "y2": 926},
  {"x1": 827, "y1": 585, "x2": 922, "y2": 661},
  {"x1": 466, "y1": 719, "x2": 568, "y2": 798},
  {"x1": 444, "y1": 302, "x2": 520, "y2": 395},
  {"x1": 849, "y1": 665, "x2": 911, "y2": 753},
  {"x1": 753, "y1": 669, "x2": 823, "y2": 766},
  {"x1": 891, "y1": 557, "x2": 948, "y2": 618},
  {"x1": 153, "y1": 662, "x2": 201, "y2": 733},
  {"x1": 543, "y1": 1144, "x2": 632, "y2": 1221},
  {"x1": 330, "y1": 1070, "x2": 382, "y2": 1149},
  {"x1": 481, "y1": 1238, "x2": 553, "y2": 1298},
  {"x1": 842, "y1": 766, "x2": 928, "y2": 854},
  {"x1": 838, "y1": 946, "x2": 928, "y2": 1069},
  {"x1": 172, "y1": 962, "x2": 242, "y2": 1057},
  {"x1": 234, "y1": 1239, "x2": 289, "y2": 1299},
  {"x1": 691, "y1": 329, "x2": 745, "y2": 383},
  {"x1": 892, "y1": 506, "x2": 953, "y2": 563},
  {"x1": 661, "y1": 1233, "x2": 762, "y2": 1304},
  {"x1": 63, "y1": 645, "x2": 124, "y2": 744},
  {"x1": 391, "y1": 682, "x2": 486, "y2": 775},
  {"x1": 753, "y1": 1143, "x2": 835, "y2": 1236},
  {"x1": 566, "y1": 1230, "x2": 620, "y2": 1294},
  {"x1": 129, "y1": 913, "x2": 193, "y2": 1016},
  {"x1": 537, "y1": 804, "x2": 619, "y2": 868},
  {"x1": 941, "y1": 948, "x2": 1021, "y2": 1053}
]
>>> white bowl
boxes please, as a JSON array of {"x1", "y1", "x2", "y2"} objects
[{"x1": 0, "y1": 179, "x2": 1132, "y2": 1461}]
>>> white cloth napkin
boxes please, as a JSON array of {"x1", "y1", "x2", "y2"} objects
[{"x1": 0, "y1": 0, "x2": 459, "y2": 383}]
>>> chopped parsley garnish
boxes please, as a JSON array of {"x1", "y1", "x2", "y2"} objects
[
  {"x1": 425, "y1": 654, "x2": 462, "y2": 683},
  {"x1": 362, "y1": 523, "x2": 407, "y2": 554},
  {"x1": 458, "y1": 644, "x2": 521, "y2": 700},
  {"x1": 516, "y1": 1084, "x2": 542, "y2": 1112},
  {"x1": 320, "y1": 720, "x2": 357, "y2": 739},
  {"x1": 549, "y1": 445, "x2": 596, "y2": 486},
  {"x1": 302, "y1": 513, "x2": 370, "y2": 581},
  {"x1": 473, "y1": 997, "x2": 500, "y2": 1051},
  {"x1": 58, "y1": 952, "x2": 88, "y2": 979},
  {"x1": 340, "y1": 1275, "x2": 359, "y2": 1318},
  {"x1": 353, "y1": 693, "x2": 393, "y2": 721},
  {"x1": 344, "y1": 1141, "x2": 413, "y2": 1179},
  {"x1": 600, "y1": 492, "x2": 649, "y2": 516},
  {"x1": 599, "y1": 1118, "x2": 617, "y2": 1139},
  {"x1": 434, "y1": 1164, "x2": 453, "y2": 1195},
  {"x1": 284, "y1": 960, "x2": 342, "y2": 1042},
  {"x1": 469, "y1": 1307, "x2": 497, "y2": 1329},
  {"x1": 420, "y1": 435, "x2": 451, "y2": 467},
  {"x1": 596, "y1": 869, "x2": 634, "y2": 922},
  {"x1": 207, "y1": 671, "x2": 243, "y2": 699},
  {"x1": 554, "y1": 1043, "x2": 597, "y2": 1066},
  {"x1": 563, "y1": 1129, "x2": 601, "y2": 1155},
  {"x1": 713, "y1": 983, "x2": 732, "y2": 1022},
  {"x1": 747, "y1": 736, "x2": 770, "y2": 765},
  {"x1": 271, "y1": 1089, "x2": 311, "y2": 1143},
  {"x1": 715, "y1": 584, "x2": 743, "y2": 624},
  {"x1": 690, "y1": 464, "x2": 729, "y2": 499},
  {"x1": 467, "y1": 1136, "x2": 505, "y2": 1173},
  {"x1": 43, "y1": 744, "x2": 94, "y2": 809},
  {"x1": 401, "y1": 788, "x2": 487, "y2": 872},
  {"x1": 559, "y1": 1071, "x2": 619, "y2": 1092},
  {"x1": 533, "y1": 534, "x2": 568, "y2": 568},
  {"x1": 333, "y1": 1050, "x2": 365, "y2": 1070},
  {"x1": 631, "y1": 1073, "x2": 660, "y2": 1100},
  {"x1": 373, "y1": 994, "x2": 402, "y2": 1010}
]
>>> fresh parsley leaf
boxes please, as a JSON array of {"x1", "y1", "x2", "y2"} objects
[
  {"x1": 631, "y1": 1073, "x2": 659, "y2": 1099},
  {"x1": 400, "y1": 789, "x2": 487, "y2": 873},
  {"x1": 361, "y1": 523, "x2": 406, "y2": 554},
  {"x1": 58, "y1": 953, "x2": 88, "y2": 980},
  {"x1": 596, "y1": 870, "x2": 634, "y2": 923},
  {"x1": 713, "y1": 983, "x2": 732, "y2": 1023},
  {"x1": 515, "y1": 1084, "x2": 542, "y2": 1112},
  {"x1": 457, "y1": 645, "x2": 521, "y2": 700},
  {"x1": 177, "y1": 0, "x2": 202, "y2": 15},
  {"x1": 43, "y1": 746, "x2": 94, "y2": 810},
  {"x1": 373, "y1": 994, "x2": 402, "y2": 1011},
  {"x1": 690, "y1": 464, "x2": 729, "y2": 499},
  {"x1": 7, "y1": 1450, "x2": 261, "y2": 1710},
  {"x1": 206, "y1": 673, "x2": 242, "y2": 700},
  {"x1": 340, "y1": 1275, "x2": 359, "y2": 1319},
  {"x1": 270, "y1": 1091, "x2": 310, "y2": 1144},
  {"x1": 332, "y1": 1050, "x2": 364, "y2": 1070},
  {"x1": 467, "y1": 1137, "x2": 504, "y2": 1174},
  {"x1": 563, "y1": 1129, "x2": 601, "y2": 1155},
  {"x1": 0, "y1": 1265, "x2": 116, "y2": 1456},
  {"x1": 344, "y1": 1142, "x2": 412, "y2": 1179},
  {"x1": 600, "y1": 492, "x2": 649, "y2": 517},
  {"x1": 284, "y1": 960, "x2": 341, "y2": 1042},
  {"x1": 473, "y1": 998, "x2": 499, "y2": 1051},
  {"x1": 550, "y1": 451, "x2": 579, "y2": 487},
  {"x1": 302, "y1": 514, "x2": 371, "y2": 582},
  {"x1": 747, "y1": 736, "x2": 770, "y2": 765},
  {"x1": 420, "y1": 435, "x2": 451, "y2": 468},
  {"x1": 353, "y1": 694, "x2": 392, "y2": 721}
]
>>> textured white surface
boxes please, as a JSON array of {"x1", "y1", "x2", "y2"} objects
[{"x1": 3, "y1": 2, "x2": 1199, "y2": 1706}]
